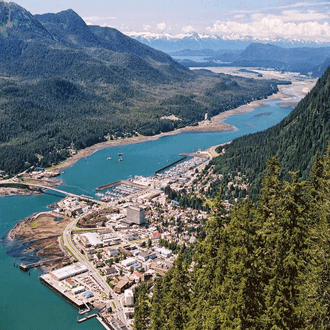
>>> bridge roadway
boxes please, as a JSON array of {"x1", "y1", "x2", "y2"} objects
[
  {"x1": 20, "y1": 183, "x2": 106, "y2": 206},
  {"x1": 62, "y1": 216, "x2": 127, "y2": 327}
]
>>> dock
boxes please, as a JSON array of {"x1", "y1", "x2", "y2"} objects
[
  {"x1": 155, "y1": 157, "x2": 187, "y2": 174},
  {"x1": 39, "y1": 274, "x2": 86, "y2": 309},
  {"x1": 20, "y1": 257, "x2": 64, "y2": 271}
]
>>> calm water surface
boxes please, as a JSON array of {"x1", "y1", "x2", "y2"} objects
[{"x1": 0, "y1": 100, "x2": 291, "y2": 329}]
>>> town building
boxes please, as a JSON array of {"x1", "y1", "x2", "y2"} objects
[
  {"x1": 127, "y1": 205, "x2": 145, "y2": 225},
  {"x1": 124, "y1": 289, "x2": 134, "y2": 306}
]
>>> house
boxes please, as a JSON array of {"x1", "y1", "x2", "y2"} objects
[
  {"x1": 107, "y1": 248, "x2": 119, "y2": 257},
  {"x1": 150, "y1": 232, "x2": 161, "y2": 240},
  {"x1": 155, "y1": 247, "x2": 172, "y2": 258},
  {"x1": 137, "y1": 251, "x2": 149, "y2": 262},
  {"x1": 104, "y1": 267, "x2": 118, "y2": 276}
]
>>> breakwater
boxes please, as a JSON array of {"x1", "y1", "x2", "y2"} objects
[{"x1": 155, "y1": 156, "x2": 187, "y2": 174}]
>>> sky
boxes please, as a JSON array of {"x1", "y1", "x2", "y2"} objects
[{"x1": 11, "y1": 0, "x2": 330, "y2": 43}]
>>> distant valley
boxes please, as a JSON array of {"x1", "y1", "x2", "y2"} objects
[{"x1": 168, "y1": 43, "x2": 330, "y2": 77}]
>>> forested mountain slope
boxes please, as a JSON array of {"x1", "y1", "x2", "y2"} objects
[
  {"x1": 0, "y1": 1, "x2": 284, "y2": 175},
  {"x1": 210, "y1": 66, "x2": 330, "y2": 197},
  {"x1": 134, "y1": 152, "x2": 330, "y2": 329}
]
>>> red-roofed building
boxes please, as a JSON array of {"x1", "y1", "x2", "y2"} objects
[
  {"x1": 151, "y1": 232, "x2": 161, "y2": 240},
  {"x1": 65, "y1": 278, "x2": 75, "y2": 289}
]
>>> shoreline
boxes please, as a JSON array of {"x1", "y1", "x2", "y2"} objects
[{"x1": 51, "y1": 77, "x2": 315, "y2": 172}]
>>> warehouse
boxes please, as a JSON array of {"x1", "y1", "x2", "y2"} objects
[
  {"x1": 50, "y1": 263, "x2": 88, "y2": 281},
  {"x1": 82, "y1": 233, "x2": 103, "y2": 247}
]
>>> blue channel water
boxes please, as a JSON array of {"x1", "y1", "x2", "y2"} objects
[{"x1": 0, "y1": 100, "x2": 291, "y2": 329}]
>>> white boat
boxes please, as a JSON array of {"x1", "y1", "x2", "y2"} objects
[{"x1": 107, "y1": 157, "x2": 112, "y2": 160}]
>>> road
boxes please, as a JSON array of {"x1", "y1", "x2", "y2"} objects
[
  {"x1": 206, "y1": 141, "x2": 232, "y2": 158},
  {"x1": 62, "y1": 217, "x2": 127, "y2": 326}
]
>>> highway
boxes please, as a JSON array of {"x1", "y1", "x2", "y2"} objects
[{"x1": 62, "y1": 217, "x2": 127, "y2": 327}]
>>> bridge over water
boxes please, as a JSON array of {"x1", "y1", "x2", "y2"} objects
[{"x1": 2, "y1": 182, "x2": 106, "y2": 205}]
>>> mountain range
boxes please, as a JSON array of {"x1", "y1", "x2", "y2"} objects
[{"x1": 128, "y1": 31, "x2": 330, "y2": 53}]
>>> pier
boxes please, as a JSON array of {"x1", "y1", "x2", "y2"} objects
[
  {"x1": 39, "y1": 274, "x2": 86, "y2": 309},
  {"x1": 155, "y1": 156, "x2": 187, "y2": 174},
  {"x1": 77, "y1": 306, "x2": 106, "y2": 323},
  {"x1": 20, "y1": 257, "x2": 64, "y2": 271}
]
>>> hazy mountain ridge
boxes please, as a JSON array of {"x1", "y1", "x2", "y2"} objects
[{"x1": 170, "y1": 43, "x2": 330, "y2": 77}]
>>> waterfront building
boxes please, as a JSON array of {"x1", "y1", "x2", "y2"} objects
[
  {"x1": 50, "y1": 263, "x2": 88, "y2": 281},
  {"x1": 72, "y1": 286, "x2": 85, "y2": 295}
]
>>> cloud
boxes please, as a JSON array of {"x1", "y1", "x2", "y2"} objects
[
  {"x1": 143, "y1": 24, "x2": 151, "y2": 31},
  {"x1": 181, "y1": 25, "x2": 195, "y2": 33},
  {"x1": 157, "y1": 22, "x2": 167, "y2": 31},
  {"x1": 252, "y1": 9, "x2": 329, "y2": 22},
  {"x1": 233, "y1": 14, "x2": 246, "y2": 19},
  {"x1": 207, "y1": 17, "x2": 330, "y2": 42},
  {"x1": 231, "y1": 1, "x2": 330, "y2": 15},
  {"x1": 83, "y1": 16, "x2": 116, "y2": 22}
]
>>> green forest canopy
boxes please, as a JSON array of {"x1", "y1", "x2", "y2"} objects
[{"x1": 134, "y1": 146, "x2": 330, "y2": 329}]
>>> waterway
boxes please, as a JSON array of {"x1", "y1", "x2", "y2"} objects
[{"x1": 0, "y1": 99, "x2": 295, "y2": 329}]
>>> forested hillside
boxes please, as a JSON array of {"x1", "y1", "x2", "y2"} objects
[
  {"x1": 0, "y1": 1, "x2": 285, "y2": 175},
  {"x1": 134, "y1": 151, "x2": 330, "y2": 329},
  {"x1": 209, "y1": 66, "x2": 330, "y2": 198}
]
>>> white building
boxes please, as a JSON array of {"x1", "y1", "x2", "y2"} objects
[
  {"x1": 72, "y1": 286, "x2": 85, "y2": 295},
  {"x1": 124, "y1": 289, "x2": 134, "y2": 306},
  {"x1": 121, "y1": 257, "x2": 137, "y2": 268},
  {"x1": 155, "y1": 247, "x2": 172, "y2": 258},
  {"x1": 107, "y1": 248, "x2": 119, "y2": 257},
  {"x1": 50, "y1": 263, "x2": 88, "y2": 281},
  {"x1": 83, "y1": 233, "x2": 103, "y2": 247}
]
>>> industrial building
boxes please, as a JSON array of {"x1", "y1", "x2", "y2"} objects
[
  {"x1": 50, "y1": 263, "x2": 88, "y2": 281},
  {"x1": 126, "y1": 205, "x2": 145, "y2": 225},
  {"x1": 82, "y1": 233, "x2": 103, "y2": 247},
  {"x1": 72, "y1": 286, "x2": 85, "y2": 295}
]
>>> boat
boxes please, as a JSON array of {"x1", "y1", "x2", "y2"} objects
[
  {"x1": 118, "y1": 157, "x2": 123, "y2": 162},
  {"x1": 118, "y1": 152, "x2": 123, "y2": 156},
  {"x1": 107, "y1": 157, "x2": 112, "y2": 160}
]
